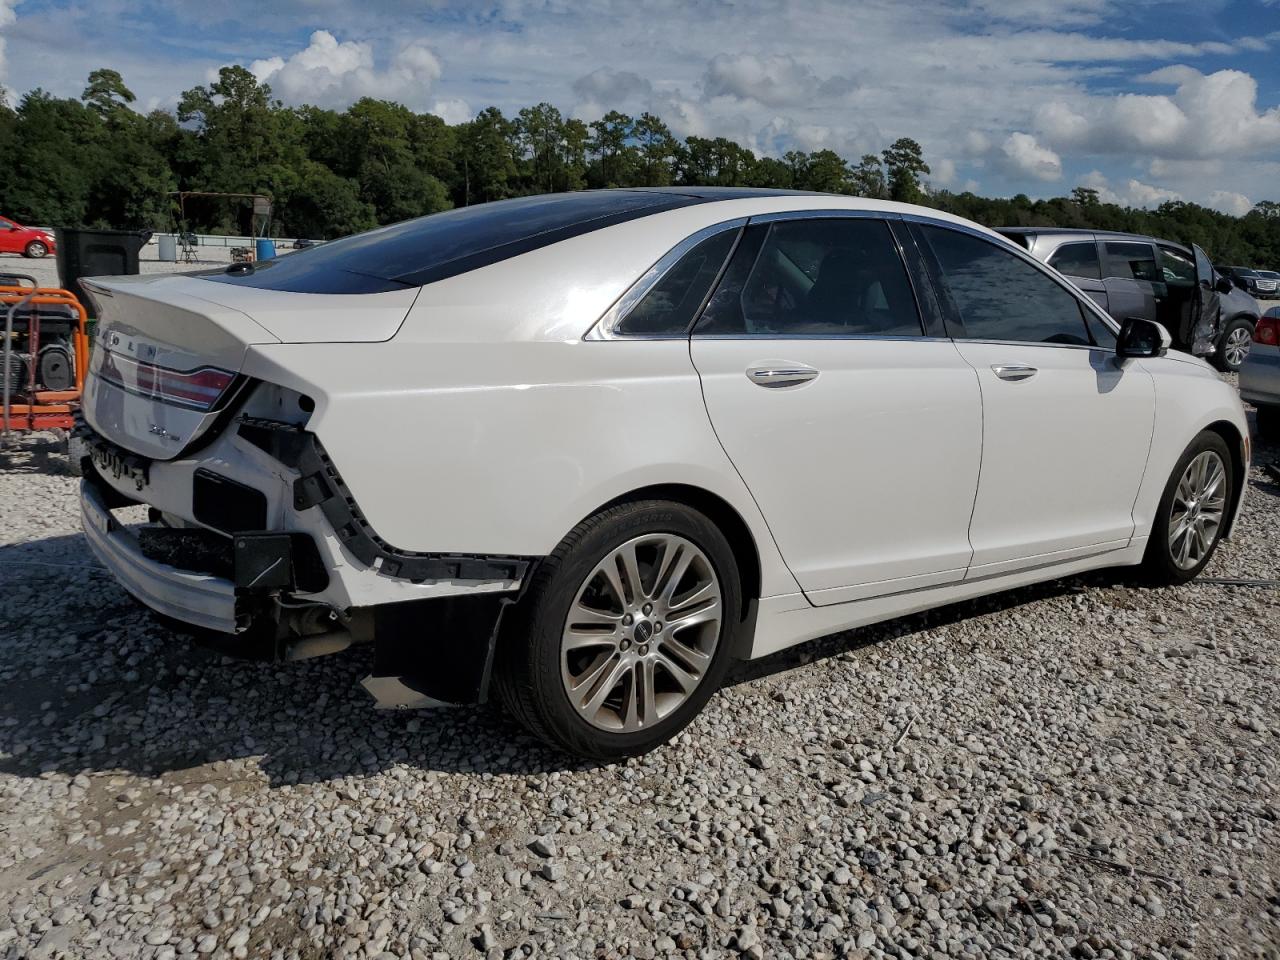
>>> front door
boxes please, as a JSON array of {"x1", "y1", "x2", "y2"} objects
[
  {"x1": 913, "y1": 222, "x2": 1156, "y2": 577},
  {"x1": 1191, "y1": 243, "x2": 1223, "y2": 355},
  {"x1": 690, "y1": 215, "x2": 982, "y2": 606}
]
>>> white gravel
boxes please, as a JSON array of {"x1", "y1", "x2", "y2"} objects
[{"x1": 1, "y1": 403, "x2": 1278, "y2": 959}]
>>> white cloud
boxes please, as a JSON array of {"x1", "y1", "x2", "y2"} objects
[
  {"x1": 701, "y1": 53, "x2": 822, "y2": 107},
  {"x1": 430, "y1": 97, "x2": 471, "y2": 124},
  {"x1": 248, "y1": 30, "x2": 442, "y2": 109},
  {"x1": 1037, "y1": 66, "x2": 1280, "y2": 161},
  {"x1": 1078, "y1": 170, "x2": 1180, "y2": 207},
  {"x1": 0, "y1": 0, "x2": 17, "y2": 88},
  {"x1": 930, "y1": 157, "x2": 957, "y2": 186},
  {"x1": 572, "y1": 68, "x2": 652, "y2": 106},
  {"x1": 1000, "y1": 132, "x2": 1062, "y2": 181},
  {"x1": 1207, "y1": 190, "x2": 1253, "y2": 216}
]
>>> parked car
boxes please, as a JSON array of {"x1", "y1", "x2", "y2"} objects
[
  {"x1": 0, "y1": 216, "x2": 56, "y2": 258},
  {"x1": 1240, "y1": 305, "x2": 1280, "y2": 441},
  {"x1": 292, "y1": 238, "x2": 316, "y2": 250},
  {"x1": 1257, "y1": 270, "x2": 1280, "y2": 297},
  {"x1": 999, "y1": 228, "x2": 1259, "y2": 372},
  {"x1": 75, "y1": 189, "x2": 1249, "y2": 759},
  {"x1": 1220, "y1": 266, "x2": 1277, "y2": 298}
]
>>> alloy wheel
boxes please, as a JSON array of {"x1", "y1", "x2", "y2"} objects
[
  {"x1": 560, "y1": 533, "x2": 722, "y2": 732},
  {"x1": 1168, "y1": 450, "x2": 1226, "y2": 570},
  {"x1": 1223, "y1": 326, "x2": 1252, "y2": 369}
]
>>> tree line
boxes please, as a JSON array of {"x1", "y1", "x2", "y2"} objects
[{"x1": 1, "y1": 66, "x2": 1277, "y2": 269}]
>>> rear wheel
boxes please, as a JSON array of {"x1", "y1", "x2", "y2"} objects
[
  {"x1": 1142, "y1": 431, "x2": 1233, "y2": 584},
  {"x1": 1213, "y1": 318, "x2": 1253, "y2": 372},
  {"x1": 494, "y1": 500, "x2": 743, "y2": 760},
  {"x1": 23, "y1": 240, "x2": 48, "y2": 259}
]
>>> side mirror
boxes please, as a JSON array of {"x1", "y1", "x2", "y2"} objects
[
  {"x1": 1215, "y1": 275, "x2": 1234, "y2": 294},
  {"x1": 1116, "y1": 317, "x2": 1171, "y2": 360}
]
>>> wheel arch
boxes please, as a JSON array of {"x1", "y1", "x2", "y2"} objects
[
  {"x1": 1203, "y1": 418, "x2": 1248, "y2": 538},
  {"x1": 590, "y1": 482, "x2": 762, "y2": 627}
]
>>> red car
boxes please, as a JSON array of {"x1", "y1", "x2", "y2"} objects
[{"x1": 0, "y1": 216, "x2": 55, "y2": 258}]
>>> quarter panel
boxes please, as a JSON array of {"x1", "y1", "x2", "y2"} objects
[{"x1": 241, "y1": 339, "x2": 801, "y2": 598}]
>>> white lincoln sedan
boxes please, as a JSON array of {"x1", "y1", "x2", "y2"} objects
[{"x1": 76, "y1": 189, "x2": 1249, "y2": 759}]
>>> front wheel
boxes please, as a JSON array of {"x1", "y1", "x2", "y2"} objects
[
  {"x1": 1213, "y1": 318, "x2": 1254, "y2": 372},
  {"x1": 23, "y1": 240, "x2": 48, "y2": 259},
  {"x1": 494, "y1": 500, "x2": 743, "y2": 760},
  {"x1": 1142, "y1": 431, "x2": 1233, "y2": 584}
]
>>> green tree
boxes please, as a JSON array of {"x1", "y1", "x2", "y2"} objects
[
  {"x1": 881, "y1": 137, "x2": 930, "y2": 203},
  {"x1": 589, "y1": 111, "x2": 635, "y2": 187},
  {"x1": 1071, "y1": 186, "x2": 1101, "y2": 207},
  {"x1": 849, "y1": 154, "x2": 886, "y2": 199},
  {"x1": 633, "y1": 113, "x2": 679, "y2": 186}
]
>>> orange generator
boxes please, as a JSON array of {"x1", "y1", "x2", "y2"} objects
[{"x1": 1, "y1": 273, "x2": 91, "y2": 461}]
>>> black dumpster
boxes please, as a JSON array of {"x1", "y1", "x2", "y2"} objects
[{"x1": 55, "y1": 228, "x2": 152, "y2": 316}]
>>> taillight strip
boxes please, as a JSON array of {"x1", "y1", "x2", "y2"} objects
[{"x1": 97, "y1": 350, "x2": 235, "y2": 412}]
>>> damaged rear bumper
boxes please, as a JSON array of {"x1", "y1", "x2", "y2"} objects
[
  {"x1": 77, "y1": 416, "x2": 540, "y2": 706},
  {"x1": 81, "y1": 477, "x2": 240, "y2": 633}
]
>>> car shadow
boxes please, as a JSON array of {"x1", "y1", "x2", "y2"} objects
[
  {"x1": 0, "y1": 530, "x2": 1132, "y2": 786},
  {"x1": 0, "y1": 433, "x2": 77, "y2": 476}
]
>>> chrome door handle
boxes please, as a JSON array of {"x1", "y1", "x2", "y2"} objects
[
  {"x1": 746, "y1": 365, "x2": 819, "y2": 388},
  {"x1": 991, "y1": 364, "x2": 1037, "y2": 382}
]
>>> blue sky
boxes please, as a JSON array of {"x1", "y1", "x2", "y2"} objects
[{"x1": 2, "y1": 0, "x2": 1278, "y2": 211}]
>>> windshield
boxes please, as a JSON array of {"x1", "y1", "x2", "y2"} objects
[{"x1": 200, "y1": 191, "x2": 703, "y2": 294}]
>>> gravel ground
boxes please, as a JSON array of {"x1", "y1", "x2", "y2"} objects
[{"x1": 1, "y1": 406, "x2": 1278, "y2": 960}]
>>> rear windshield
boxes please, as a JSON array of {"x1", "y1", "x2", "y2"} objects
[{"x1": 200, "y1": 191, "x2": 702, "y2": 294}]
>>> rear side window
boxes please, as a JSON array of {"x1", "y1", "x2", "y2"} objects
[
  {"x1": 919, "y1": 225, "x2": 1092, "y2": 346},
  {"x1": 1047, "y1": 241, "x2": 1101, "y2": 280},
  {"x1": 200, "y1": 191, "x2": 700, "y2": 294},
  {"x1": 695, "y1": 218, "x2": 922, "y2": 337},
  {"x1": 616, "y1": 229, "x2": 738, "y2": 335},
  {"x1": 1104, "y1": 241, "x2": 1161, "y2": 283}
]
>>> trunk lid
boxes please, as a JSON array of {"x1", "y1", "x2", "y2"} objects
[{"x1": 80, "y1": 273, "x2": 418, "y2": 460}]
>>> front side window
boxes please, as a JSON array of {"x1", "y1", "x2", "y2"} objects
[
  {"x1": 695, "y1": 218, "x2": 922, "y2": 337},
  {"x1": 616, "y1": 229, "x2": 738, "y2": 336},
  {"x1": 919, "y1": 225, "x2": 1092, "y2": 346},
  {"x1": 1157, "y1": 245, "x2": 1195, "y2": 285},
  {"x1": 1104, "y1": 241, "x2": 1161, "y2": 283},
  {"x1": 1047, "y1": 241, "x2": 1101, "y2": 280}
]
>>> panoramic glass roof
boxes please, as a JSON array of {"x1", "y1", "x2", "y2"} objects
[{"x1": 200, "y1": 189, "x2": 804, "y2": 294}]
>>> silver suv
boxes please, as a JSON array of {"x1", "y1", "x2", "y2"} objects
[{"x1": 998, "y1": 228, "x2": 1260, "y2": 372}]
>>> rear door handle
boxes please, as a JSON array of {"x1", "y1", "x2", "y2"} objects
[
  {"x1": 991, "y1": 364, "x2": 1037, "y2": 382},
  {"x1": 747, "y1": 365, "x2": 819, "y2": 388}
]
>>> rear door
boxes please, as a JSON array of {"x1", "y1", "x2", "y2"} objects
[
  {"x1": 1046, "y1": 239, "x2": 1109, "y2": 312},
  {"x1": 689, "y1": 214, "x2": 982, "y2": 605}
]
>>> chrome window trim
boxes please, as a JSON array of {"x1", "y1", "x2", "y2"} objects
[
  {"x1": 693, "y1": 333, "x2": 952, "y2": 343},
  {"x1": 747, "y1": 208, "x2": 891, "y2": 224},
  {"x1": 900, "y1": 212, "x2": 1122, "y2": 344},
  {"x1": 691, "y1": 211, "x2": 929, "y2": 340},
  {"x1": 586, "y1": 218, "x2": 748, "y2": 340}
]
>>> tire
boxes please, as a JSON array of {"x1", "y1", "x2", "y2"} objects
[
  {"x1": 1257, "y1": 406, "x2": 1280, "y2": 444},
  {"x1": 494, "y1": 500, "x2": 745, "y2": 760},
  {"x1": 1212, "y1": 317, "x2": 1254, "y2": 372},
  {"x1": 66, "y1": 434, "x2": 88, "y2": 477},
  {"x1": 23, "y1": 240, "x2": 48, "y2": 259},
  {"x1": 1142, "y1": 431, "x2": 1233, "y2": 585}
]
